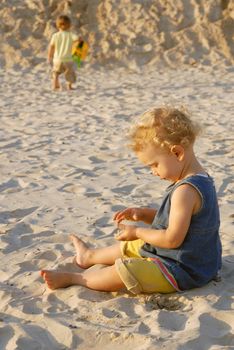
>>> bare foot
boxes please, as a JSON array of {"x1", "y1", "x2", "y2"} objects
[
  {"x1": 52, "y1": 85, "x2": 60, "y2": 91},
  {"x1": 41, "y1": 270, "x2": 75, "y2": 289},
  {"x1": 70, "y1": 234, "x2": 93, "y2": 269},
  {"x1": 67, "y1": 84, "x2": 75, "y2": 90}
]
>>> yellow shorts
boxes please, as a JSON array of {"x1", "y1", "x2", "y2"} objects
[{"x1": 115, "y1": 239, "x2": 177, "y2": 294}]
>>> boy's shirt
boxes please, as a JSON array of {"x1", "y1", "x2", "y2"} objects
[{"x1": 50, "y1": 31, "x2": 78, "y2": 63}]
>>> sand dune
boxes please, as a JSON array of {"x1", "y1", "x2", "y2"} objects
[
  {"x1": 1, "y1": 0, "x2": 234, "y2": 69},
  {"x1": 0, "y1": 64, "x2": 233, "y2": 349}
]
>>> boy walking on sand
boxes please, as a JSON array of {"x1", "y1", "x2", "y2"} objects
[{"x1": 48, "y1": 15, "x2": 79, "y2": 90}]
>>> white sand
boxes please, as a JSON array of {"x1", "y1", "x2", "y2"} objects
[
  {"x1": 0, "y1": 2, "x2": 234, "y2": 348},
  {"x1": 0, "y1": 64, "x2": 233, "y2": 349}
]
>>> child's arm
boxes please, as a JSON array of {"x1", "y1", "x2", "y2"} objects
[
  {"x1": 114, "y1": 207, "x2": 157, "y2": 225},
  {"x1": 72, "y1": 36, "x2": 83, "y2": 48},
  {"x1": 116, "y1": 184, "x2": 201, "y2": 249},
  {"x1": 72, "y1": 39, "x2": 79, "y2": 47},
  {"x1": 47, "y1": 44, "x2": 55, "y2": 64}
]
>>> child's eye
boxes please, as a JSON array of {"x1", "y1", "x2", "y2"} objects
[{"x1": 151, "y1": 163, "x2": 158, "y2": 168}]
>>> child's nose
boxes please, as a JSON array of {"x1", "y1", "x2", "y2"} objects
[{"x1": 151, "y1": 168, "x2": 158, "y2": 176}]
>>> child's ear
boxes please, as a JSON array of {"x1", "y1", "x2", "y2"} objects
[{"x1": 171, "y1": 145, "x2": 184, "y2": 161}]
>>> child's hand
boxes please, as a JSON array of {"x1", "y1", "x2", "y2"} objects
[
  {"x1": 114, "y1": 224, "x2": 137, "y2": 241},
  {"x1": 47, "y1": 58, "x2": 53, "y2": 66},
  {"x1": 114, "y1": 208, "x2": 142, "y2": 224}
]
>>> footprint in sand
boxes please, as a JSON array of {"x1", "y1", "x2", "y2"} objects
[
  {"x1": 88, "y1": 156, "x2": 104, "y2": 164},
  {"x1": 58, "y1": 183, "x2": 86, "y2": 194},
  {"x1": 22, "y1": 300, "x2": 42, "y2": 315},
  {"x1": 0, "y1": 207, "x2": 38, "y2": 224},
  {"x1": 112, "y1": 184, "x2": 137, "y2": 195},
  {"x1": 0, "y1": 326, "x2": 14, "y2": 350},
  {"x1": 157, "y1": 310, "x2": 188, "y2": 331},
  {"x1": 183, "y1": 313, "x2": 234, "y2": 348},
  {"x1": 0, "y1": 178, "x2": 25, "y2": 193},
  {"x1": 34, "y1": 251, "x2": 57, "y2": 262}
]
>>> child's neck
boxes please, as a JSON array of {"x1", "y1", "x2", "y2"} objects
[{"x1": 180, "y1": 149, "x2": 206, "y2": 180}]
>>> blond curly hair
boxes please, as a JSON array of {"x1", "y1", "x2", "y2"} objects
[{"x1": 129, "y1": 107, "x2": 201, "y2": 152}]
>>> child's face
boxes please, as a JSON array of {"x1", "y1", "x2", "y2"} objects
[{"x1": 137, "y1": 143, "x2": 184, "y2": 182}]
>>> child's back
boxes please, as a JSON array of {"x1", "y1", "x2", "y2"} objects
[
  {"x1": 140, "y1": 173, "x2": 222, "y2": 290},
  {"x1": 51, "y1": 30, "x2": 77, "y2": 63}
]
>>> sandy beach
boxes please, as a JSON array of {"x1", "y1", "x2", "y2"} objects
[
  {"x1": 1, "y1": 0, "x2": 234, "y2": 349},
  {"x1": 0, "y1": 64, "x2": 233, "y2": 349}
]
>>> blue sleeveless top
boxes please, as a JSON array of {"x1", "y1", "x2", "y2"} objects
[{"x1": 140, "y1": 175, "x2": 222, "y2": 290}]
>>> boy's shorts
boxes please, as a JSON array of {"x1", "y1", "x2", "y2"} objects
[
  {"x1": 52, "y1": 61, "x2": 76, "y2": 83},
  {"x1": 115, "y1": 239, "x2": 177, "y2": 294}
]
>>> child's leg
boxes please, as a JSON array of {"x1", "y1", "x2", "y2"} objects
[
  {"x1": 70, "y1": 234, "x2": 122, "y2": 268},
  {"x1": 67, "y1": 82, "x2": 73, "y2": 90},
  {"x1": 41, "y1": 264, "x2": 124, "y2": 292},
  {"x1": 64, "y1": 62, "x2": 76, "y2": 90},
  {"x1": 52, "y1": 72, "x2": 60, "y2": 90}
]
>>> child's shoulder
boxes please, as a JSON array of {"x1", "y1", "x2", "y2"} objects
[
  {"x1": 51, "y1": 31, "x2": 60, "y2": 38},
  {"x1": 51, "y1": 30, "x2": 72, "y2": 40},
  {"x1": 177, "y1": 174, "x2": 213, "y2": 188},
  {"x1": 168, "y1": 174, "x2": 214, "y2": 197}
]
